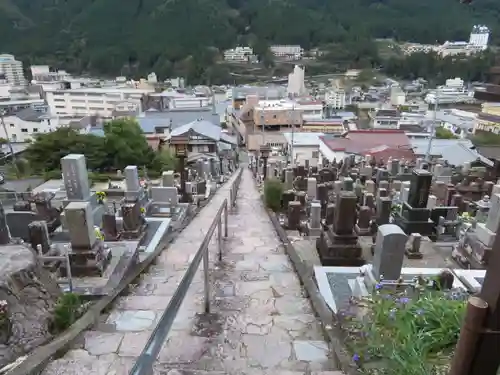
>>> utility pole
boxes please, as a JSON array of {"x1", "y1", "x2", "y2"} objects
[
  {"x1": 425, "y1": 91, "x2": 439, "y2": 163},
  {"x1": 0, "y1": 110, "x2": 19, "y2": 178},
  {"x1": 289, "y1": 103, "x2": 296, "y2": 167}
]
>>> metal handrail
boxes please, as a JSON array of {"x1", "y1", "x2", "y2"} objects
[{"x1": 128, "y1": 170, "x2": 242, "y2": 375}]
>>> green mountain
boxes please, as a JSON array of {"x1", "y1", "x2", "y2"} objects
[{"x1": 0, "y1": 0, "x2": 498, "y2": 79}]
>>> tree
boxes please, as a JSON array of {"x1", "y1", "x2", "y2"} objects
[
  {"x1": 103, "y1": 118, "x2": 156, "y2": 170},
  {"x1": 25, "y1": 128, "x2": 107, "y2": 173},
  {"x1": 435, "y1": 126, "x2": 459, "y2": 139}
]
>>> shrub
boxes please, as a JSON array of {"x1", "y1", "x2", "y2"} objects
[
  {"x1": 343, "y1": 286, "x2": 467, "y2": 375},
  {"x1": 264, "y1": 178, "x2": 284, "y2": 211},
  {"x1": 51, "y1": 293, "x2": 83, "y2": 333}
]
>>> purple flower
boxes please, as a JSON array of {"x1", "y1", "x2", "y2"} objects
[
  {"x1": 352, "y1": 353, "x2": 360, "y2": 362},
  {"x1": 398, "y1": 297, "x2": 410, "y2": 304},
  {"x1": 375, "y1": 283, "x2": 383, "y2": 290}
]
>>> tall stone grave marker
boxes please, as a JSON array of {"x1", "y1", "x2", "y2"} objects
[
  {"x1": 476, "y1": 193, "x2": 500, "y2": 247},
  {"x1": 64, "y1": 201, "x2": 110, "y2": 276},
  {"x1": 372, "y1": 224, "x2": 408, "y2": 280},
  {"x1": 0, "y1": 201, "x2": 10, "y2": 245},
  {"x1": 61, "y1": 154, "x2": 90, "y2": 201}
]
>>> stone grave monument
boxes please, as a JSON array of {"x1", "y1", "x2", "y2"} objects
[
  {"x1": 372, "y1": 224, "x2": 408, "y2": 280},
  {"x1": 393, "y1": 169, "x2": 434, "y2": 236},
  {"x1": 316, "y1": 191, "x2": 364, "y2": 266},
  {"x1": 62, "y1": 201, "x2": 111, "y2": 276}
]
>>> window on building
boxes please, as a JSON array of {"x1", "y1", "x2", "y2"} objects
[
  {"x1": 312, "y1": 151, "x2": 319, "y2": 158},
  {"x1": 9, "y1": 124, "x2": 14, "y2": 127},
  {"x1": 32, "y1": 128, "x2": 38, "y2": 133},
  {"x1": 21, "y1": 128, "x2": 28, "y2": 133}
]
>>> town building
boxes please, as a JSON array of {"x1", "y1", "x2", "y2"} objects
[
  {"x1": 283, "y1": 132, "x2": 323, "y2": 166},
  {"x1": 223, "y1": 47, "x2": 257, "y2": 63},
  {"x1": 325, "y1": 80, "x2": 346, "y2": 109},
  {"x1": 425, "y1": 78, "x2": 474, "y2": 105},
  {"x1": 30, "y1": 65, "x2": 71, "y2": 83},
  {"x1": 469, "y1": 25, "x2": 490, "y2": 51},
  {"x1": 287, "y1": 65, "x2": 306, "y2": 97},
  {"x1": 45, "y1": 86, "x2": 155, "y2": 117},
  {"x1": 408, "y1": 137, "x2": 491, "y2": 167},
  {"x1": 433, "y1": 109, "x2": 477, "y2": 138},
  {"x1": 231, "y1": 85, "x2": 286, "y2": 109},
  {"x1": 475, "y1": 102, "x2": 500, "y2": 134},
  {"x1": 0, "y1": 54, "x2": 26, "y2": 87},
  {"x1": 370, "y1": 109, "x2": 401, "y2": 129},
  {"x1": 0, "y1": 107, "x2": 60, "y2": 143},
  {"x1": 318, "y1": 130, "x2": 414, "y2": 164},
  {"x1": 270, "y1": 45, "x2": 304, "y2": 60},
  {"x1": 389, "y1": 86, "x2": 406, "y2": 107},
  {"x1": 166, "y1": 119, "x2": 237, "y2": 163}
]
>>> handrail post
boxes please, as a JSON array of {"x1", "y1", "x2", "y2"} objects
[
  {"x1": 224, "y1": 201, "x2": 228, "y2": 238},
  {"x1": 203, "y1": 247, "x2": 210, "y2": 313},
  {"x1": 217, "y1": 215, "x2": 223, "y2": 261}
]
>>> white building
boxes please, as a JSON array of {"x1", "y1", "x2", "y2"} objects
[
  {"x1": 287, "y1": 65, "x2": 306, "y2": 97},
  {"x1": 45, "y1": 86, "x2": 154, "y2": 117},
  {"x1": 325, "y1": 80, "x2": 346, "y2": 109},
  {"x1": 390, "y1": 86, "x2": 406, "y2": 106},
  {"x1": 469, "y1": 25, "x2": 490, "y2": 51},
  {"x1": 223, "y1": 46, "x2": 256, "y2": 62},
  {"x1": 147, "y1": 72, "x2": 158, "y2": 83},
  {"x1": 425, "y1": 78, "x2": 474, "y2": 105},
  {"x1": 0, "y1": 107, "x2": 60, "y2": 143},
  {"x1": 0, "y1": 54, "x2": 26, "y2": 87},
  {"x1": 270, "y1": 45, "x2": 303, "y2": 60},
  {"x1": 0, "y1": 77, "x2": 11, "y2": 99},
  {"x1": 283, "y1": 132, "x2": 323, "y2": 166},
  {"x1": 30, "y1": 65, "x2": 71, "y2": 82}
]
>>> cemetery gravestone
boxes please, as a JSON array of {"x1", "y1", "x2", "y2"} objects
[
  {"x1": 372, "y1": 224, "x2": 408, "y2": 280},
  {"x1": 61, "y1": 154, "x2": 91, "y2": 201}
]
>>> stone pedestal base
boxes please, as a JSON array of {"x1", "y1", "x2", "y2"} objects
[
  {"x1": 394, "y1": 214, "x2": 434, "y2": 236},
  {"x1": 405, "y1": 249, "x2": 423, "y2": 259},
  {"x1": 62, "y1": 241, "x2": 112, "y2": 277},
  {"x1": 120, "y1": 223, "x2": 148, "y2": 241},
  {"x1": 315, "y1": 231, "x2": 364, "y2": 267},
  {"x1": 305, "y1": 223, "x2": 322, "y2": 237},
  {"x1": 476, "y1": 223, "x2": 496, "y2": 247},
  {"x1": 355, "y1": 224, "x2": 371, "y2": 236}
]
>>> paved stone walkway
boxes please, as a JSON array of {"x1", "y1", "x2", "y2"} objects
[{"x1": 42, "y1": 169, "x2": 340, "y2": 375}]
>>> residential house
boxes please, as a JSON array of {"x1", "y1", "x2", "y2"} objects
[
  {"x1": 167, "y1": 119, "x2": 237, "y2": 163},
  {"x1": 283, "y1": 132, "x2": 324, "y2": 166},
  {"x1": 319, "y1": 130, "x2": 414, "y2": 164},
  {"x1": 409, "y1": 138, "x2": 492, "y2": 167},
  {"x1": 1, "y1": 107, "x2": 60, "y2": 142}
]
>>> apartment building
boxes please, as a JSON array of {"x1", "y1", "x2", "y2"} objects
[
  {"x1": 1, "y1": 107, "x2": 60, "y2": 143},
  {"x1": 0, "y1": 54, "x2": 26, "y2": 87},
  {"x1": 325, "y1": 81, "x2": 346, "y2": 109},
  {"x1": 270, "y1": 45, "x2": 303, "y2": 60},
  {"x1": 45, "y1": 86, "x2": 154, "y2": 117}
]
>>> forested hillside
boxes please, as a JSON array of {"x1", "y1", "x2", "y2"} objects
[{"x1": 0, "y1": 0, "x2": 498, "y2": 79}]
